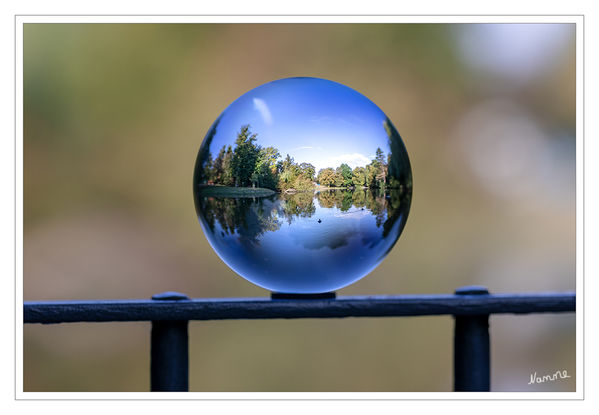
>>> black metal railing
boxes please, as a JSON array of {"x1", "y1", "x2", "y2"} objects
[{"x1": 23, "y1": 285, "x2": 575, "y2": 392}]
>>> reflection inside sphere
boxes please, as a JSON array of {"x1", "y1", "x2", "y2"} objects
[{"x1": 193, "y1": 77, "x2": 412, "y2": 293}]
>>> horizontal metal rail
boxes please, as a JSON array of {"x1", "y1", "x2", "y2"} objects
[
  {"x1": 24, "y1": 291, "x2": 575, "y2": 324},
  {"x1": 23, "y1": 287, "x2": 576, "y2": 392}
]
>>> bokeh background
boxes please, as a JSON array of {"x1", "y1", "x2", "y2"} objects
[{"x1": 23, "y1": 23, "x2": 576, "y2": 392}]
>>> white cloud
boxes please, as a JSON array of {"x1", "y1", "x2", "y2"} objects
[
  {"x1": 253, "y1": 97, "x2": 273, "y2": 125},
  {"x1": 325, "y1": 153, "x2": 372, "y2": 170}
]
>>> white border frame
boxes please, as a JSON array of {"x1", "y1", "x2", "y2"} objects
[{"x1": 15, "y1": 14, "x2": 584, "y2": 401}]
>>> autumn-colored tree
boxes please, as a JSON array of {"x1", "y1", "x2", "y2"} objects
[
  {"x1": 277, "y1": 155, "x2": 316, "y2": 191},
  {"x1": 316, "y1": 168, "x2": 337, "y2": 187},
  {"x1": 365, "y1": 164, "x2": 376, "y2": 188},
  {"x1": 352, "y1": 166, "x2": 366, "y2": 187}
]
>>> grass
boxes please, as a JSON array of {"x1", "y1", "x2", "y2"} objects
[{"x1": 197, "y1": 185, "x2": 276, "y2": 198}]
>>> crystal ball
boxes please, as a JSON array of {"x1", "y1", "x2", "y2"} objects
[{"x1": 193, "y1": 77, "x2": 412, "y2": 294}]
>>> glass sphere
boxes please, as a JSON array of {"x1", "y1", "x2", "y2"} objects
[{"x1": 193, "y1": 77, "x2": 412, "y2": 294}]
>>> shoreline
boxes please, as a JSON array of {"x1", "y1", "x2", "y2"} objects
[
  {"x1": 197, "y1": 185, "x2": 276, "y2": 198},
  {"x1": 315, "y1": 186, "x2": 368, "y2": 191},
  {"x1": 198, "y1": 184, "x2": 396, "y2": 198}
]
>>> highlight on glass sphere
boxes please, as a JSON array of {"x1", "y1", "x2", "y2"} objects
[{"x1": 193, "y1": 77, "x2": 412, "y2": 294}]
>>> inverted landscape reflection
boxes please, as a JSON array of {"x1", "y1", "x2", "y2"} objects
[
  {"x1": 196, "y1": 189, "x2": 410, "y2": 293},
  {"x1": 193, "y1": 77, "x2": 412, "y2": 293}
]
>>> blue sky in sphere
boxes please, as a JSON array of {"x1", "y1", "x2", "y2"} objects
[{"x1": 207, "y1": 77, "x2": 394, "y2": 172}]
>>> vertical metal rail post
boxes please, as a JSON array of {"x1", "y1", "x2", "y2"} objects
[
  {"x1": 150, "y1": 292, "x2": 190, "y2": 392},
  {"x1": 453, "y1": 286, "x2": 490, "y2": 392}
]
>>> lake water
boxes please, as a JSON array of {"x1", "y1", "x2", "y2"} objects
[{"x1": 195, "y1": 188, "x2": 411, "y2": 294}]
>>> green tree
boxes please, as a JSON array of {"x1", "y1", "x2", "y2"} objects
[
  {"x1": 261, "y1": 147, "x2": 281, "y2": 171},
  {"x1": 211, "y1": 145, "x2": 227, "y2": 183},
  {"x1": 278, "y1": 169, "x2": 294, "y2": 191},
  {"x1": 252, "y1": 146, "x2": 280, "y2": 189},
  {"x1": 193, "y1": 116, "x2": 220, "y2": 185},
  {"x1": 221, "y1": 145, "x2": 234, "y2": 186},
  {"x1": 333, "y1": 171, "x2": 344, "y2": 187},
  {"x1": 280, "y1": 154, "x2": 297, "y2": 174},
  {"x1": 298, "y1": 162, "x2": 316, "y2": 181},
  {"x1": 365, "y1": 164, "x2": 377, "y2": 188},
  {"x1": 203, "y1": 153, "x2": 214, "y2": 183},
  {"x1": 384, "y1": 117, "x2": 412, "y2": 191},
  {"x1": 278, "y1": 154, "x2": 297, "y2": 191},
  {"x1": 375, "y1": 147, "x2": 386, "y2": 165},
  {"x1": 336, "y1": 163, "x2": 353, "y2": 187},
  {"x1": 365, "y1": 148, "x2": 388, "y2": 189},
  {"x1": 231, "y1": 125, "x2": 260, "y2": 187},
  {"x1": 374, "y1": 147, "x2": 388, "y2": 187},
  {"x1": 339, "y1": 190, "x2": 353, "y2": 211}
]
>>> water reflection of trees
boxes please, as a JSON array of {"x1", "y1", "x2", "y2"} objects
[
  {"x1": 196, "y1": 189, "x2": 410, "y2": 246},
  {"x1": 197, "y1": 196, "x2": 281, "y2": 245},
  {"x1": 278, "y1": 191, "x2": 316, "y2": 225},
  {"x1": 317, "y1": 188, "x2": 382, "y2": 211},
  {"x1": 316, "y1": 189, "x2": 411, "y2": 239}
]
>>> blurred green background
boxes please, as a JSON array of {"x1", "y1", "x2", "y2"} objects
[{"x1": 23, "y1": 23, "x2": 576, "y2": 392}]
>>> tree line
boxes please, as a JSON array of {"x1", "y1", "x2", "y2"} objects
[{"x1": 201, "y1": 124, "x2": 399, "y2": 192}]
